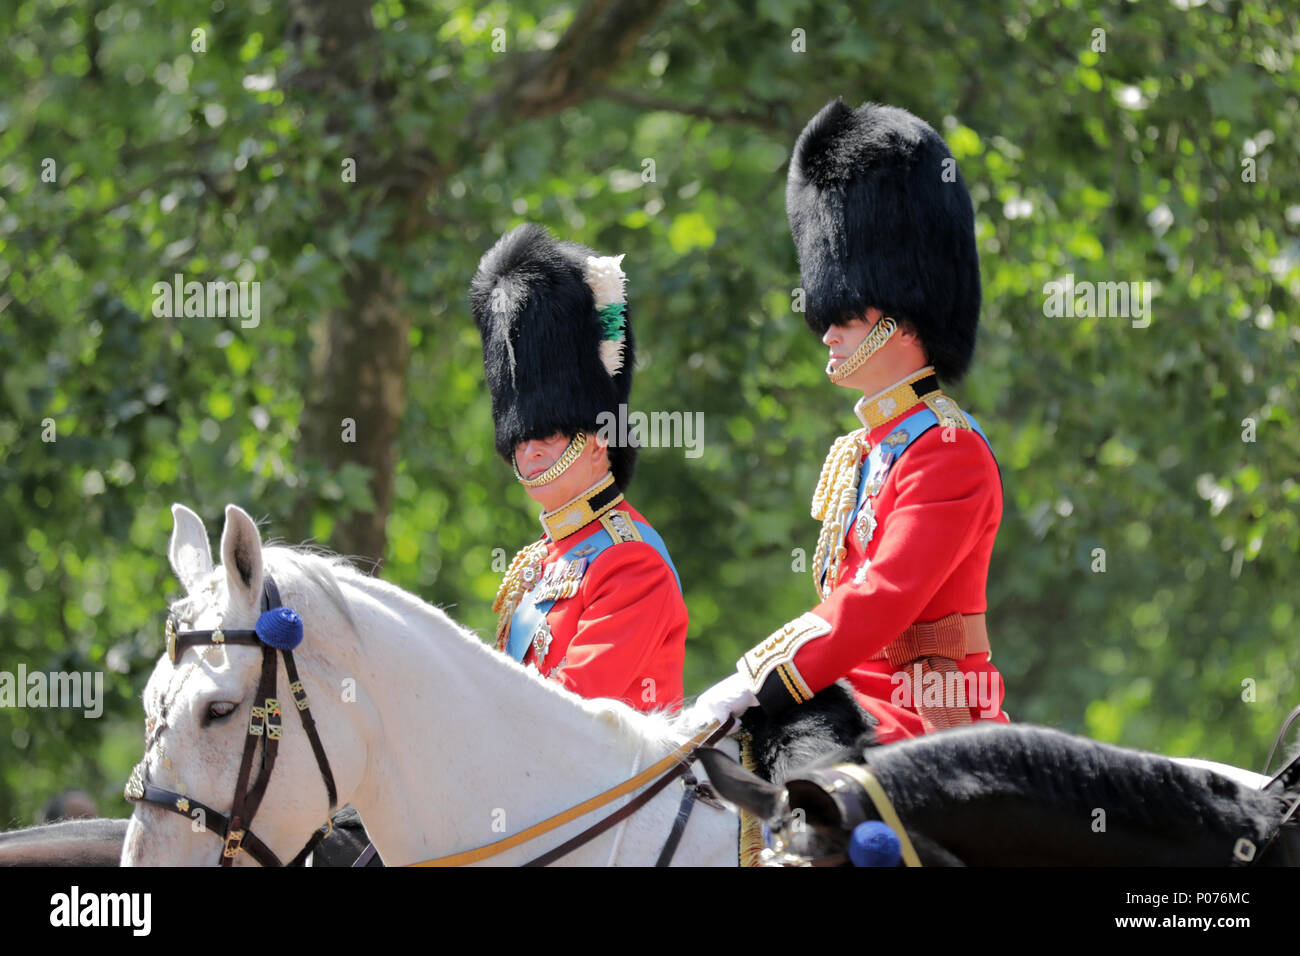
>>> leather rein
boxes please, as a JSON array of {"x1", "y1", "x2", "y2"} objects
[
  {"x1": 408, "y1": 717, "x2": 735, "y2": 867},
  {"x1": 125, "y1": 575, "x2": 338, "y2": 866}
]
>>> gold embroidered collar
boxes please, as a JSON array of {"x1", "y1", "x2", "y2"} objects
[
  {"x1": 853, "y1": 366, "x2": 940, "y2": 431},
  {"x1": 538, "y1": 473, "x2": 624, "y2": 541}
]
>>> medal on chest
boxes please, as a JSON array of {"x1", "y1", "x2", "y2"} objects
[
  {"x1": 531, "y1": 619, "x2": 553, "y2": 663},
  {"x1": 846, "y1": 441, "x2": 898, "y2": 582},
  {"x1": 854, "y1": 497, "x2": 877, "y2": 549},
  {"x1": 520, "y1": 553, "x2": 545, "y2": 592},
  {"x1": 531, "y1": 556, "x2": 588, "y2": 604}
]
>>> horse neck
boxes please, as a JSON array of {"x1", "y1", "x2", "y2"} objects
[{"x1": 331, "y1": 569, "x2": 688, "y2": 866}]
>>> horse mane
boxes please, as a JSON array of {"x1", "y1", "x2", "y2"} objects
[
  {"x1": 254, "y1": 543, "x2": 685, "y2": 754},
  {"x1": 869, "y1": 724, "x2": 1291, "y2": 839},
  {"x1": 741, "y1": 681, "x2": 878, "y2": 782}
]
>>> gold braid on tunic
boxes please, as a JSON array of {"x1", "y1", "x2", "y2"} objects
[
  {"x1": 809, "y1": 429, "x2": 868, "y2": 601},
  {"x1": 491, "y1": 539, "x2": 550, "y2": 651}
]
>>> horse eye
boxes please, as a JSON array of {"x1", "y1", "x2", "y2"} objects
[{"x1": 207, "y1": 701, "x2": 237, "y2": 721}]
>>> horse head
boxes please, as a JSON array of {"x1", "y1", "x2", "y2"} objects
[{"x1": 121, "y1": 504, "x2": 371, "y2": 866}]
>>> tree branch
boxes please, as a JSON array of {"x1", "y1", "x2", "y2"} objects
[
  {"x1": 466, "y1": 0, "x2": 672, "y2": 139},
  {"x1": 597, "y1": 87, "x2": 789, "y2": 135}
]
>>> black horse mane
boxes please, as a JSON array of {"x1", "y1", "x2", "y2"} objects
[
  {"x1": 740, "y1": 681, "x2": 878, "y2": 783},
  {"x1": 862, "y1": 723, "x2": 1291, "y2": 842},
  {"x1": 735, "y1": 687, "x2": 1296, "y2": 861}
]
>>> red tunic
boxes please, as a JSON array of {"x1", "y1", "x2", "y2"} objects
[
  {"x1": 740, "y1": 394, "x2": 1009, "y2": 744},
  {"x1": 518, "y1": 502, "x2": 687, "y2": 713}
]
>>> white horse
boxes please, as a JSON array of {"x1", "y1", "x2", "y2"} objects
[
  {"x1": 121, "y1": 503, "x2": 739, "y2": 866},
  {"x1": 122, "y1": 502, "x2": 1271, "y2": 866}
]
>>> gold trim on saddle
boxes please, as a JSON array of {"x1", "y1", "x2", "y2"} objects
[{"x1": 539, "y1": 473, "x2": 623, "y2": 541}]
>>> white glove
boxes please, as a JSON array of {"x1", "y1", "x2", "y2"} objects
[{"x1": 684, "y1": 672, "x2": 758, "y2": 731}]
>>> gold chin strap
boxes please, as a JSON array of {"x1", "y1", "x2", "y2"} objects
[
  {"x1": 513, "y1": 432, "x2": 588, "y2": 487},
  {"x1": 827, "y1": 316, "x2": 898, "y2": 383}
]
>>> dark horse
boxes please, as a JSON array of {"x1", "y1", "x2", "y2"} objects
[
  {"x1": 0, "y1": 806, "x2": 380, "y2": 867},
  {"x1": 706, "y1": 685, "x2": 1300, "y2": 866}
]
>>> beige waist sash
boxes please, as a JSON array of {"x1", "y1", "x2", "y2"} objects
[{"x1": 868, "y1": 612, "x2": 990, "y2": 732}]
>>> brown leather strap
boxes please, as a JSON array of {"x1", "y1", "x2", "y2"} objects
[
  {"x1": 869, "y1": 613, "x2": 990, "y2": 733},
  {"x1": 221, "y1": 646, "x2": 279, "y2": 866},
  {"x1": 523, "y1": 718, "x2": 735, "y2": 867},
  {"x1": 284, "y1": 650, "x2": 337, "y2": 809},
  {"x1": 654, "y1": 772, "x2": 700, "y2": 867},
  {"x1": 139, "y1": 784, "x2": 283, "y2": 867}
]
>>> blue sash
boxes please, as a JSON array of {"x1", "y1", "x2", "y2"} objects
[
  {"x1": 821, "y1": 407, "x2": 995, "y2": 593},
  {"x1": 504, "y1": 521, "x2": 681, "y2": 663}
]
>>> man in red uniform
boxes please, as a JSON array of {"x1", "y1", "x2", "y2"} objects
[
  {"x1": 691, "y1": 100, "x2": 1008, "y2": 742},
  {"x1": 471, "y1": 223, "x2": 687, "y2": 713}
]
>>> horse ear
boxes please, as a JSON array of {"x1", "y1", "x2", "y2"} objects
[
  {"x1": 169, "y1": 504, "x2": 213, "y2": 594},
  {"x1": 220, "y1": 504, "x2": 264, "y2": 610},
  {"x1": 694, "y1": 747, "x2": 786, "y2": 820}
]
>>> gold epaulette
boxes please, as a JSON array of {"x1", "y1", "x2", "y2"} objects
[
  {"x1": 923, "y1": 392, "x2": 972, "y2": 431},
  {"x1": 599, "y1": 509, "x2": 643, "y2": 543}
]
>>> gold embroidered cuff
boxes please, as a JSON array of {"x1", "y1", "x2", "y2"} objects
[{"x1": 737, "y1": 612, "x2": 831, "y2": 709}]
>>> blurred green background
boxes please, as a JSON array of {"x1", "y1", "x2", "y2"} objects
[{"x1": 2, "y1": 0, "x2": 1298, "y2": 827}]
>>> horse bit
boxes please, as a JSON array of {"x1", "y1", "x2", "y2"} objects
[{"x1": 124, "y1": 574, "x2": 338, "y2": 866}]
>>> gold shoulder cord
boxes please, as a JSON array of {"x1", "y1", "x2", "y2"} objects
[
  {"x1": 809, "y1": 430, "x2": 868, "y2": 600},
  {"x1": 491, "y1": 539, "x2": 550, "y2": 651}
]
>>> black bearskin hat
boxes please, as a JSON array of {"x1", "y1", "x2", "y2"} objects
[
  {"x1": 786, "y1": 99, "x2": 981, "y2": 382},
  {"x1": 470, "y1": 223, "x2": 638, "y2": 488}
]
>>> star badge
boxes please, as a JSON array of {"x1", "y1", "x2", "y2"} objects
[{"x1": 532, "y1": 621, "x2": 553, "y2": 663}]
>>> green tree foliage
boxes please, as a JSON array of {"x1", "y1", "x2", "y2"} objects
[{"x1": 1, "y1": 0, "x2": 1297, "y2": 825}]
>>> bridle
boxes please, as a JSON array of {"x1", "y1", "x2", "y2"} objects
[{"x1": 124, "y1": 574, "x2": 338, "y2": 867}]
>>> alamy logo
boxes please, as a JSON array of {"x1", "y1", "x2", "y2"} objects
[
  {"x1": 49, "y1": 886, "x2": 151, "y2": 936},
  {"x1": 595, "y1": 404, "x2": 704, "y2": 459},
  {"x1": 890, "y1": 665, "x2": 1002, "y2": 719},
  {"x1": 1042, "y1": 273, "x2": 1152, "y2": 328},
  {"x1": 151, "y1": 273, "x2": 261, "y2": 328},
  {"x1": 0, "y1": 666, "x2": 103, "y2": 718}
]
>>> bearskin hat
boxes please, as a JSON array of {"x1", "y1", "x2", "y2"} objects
[
  {"x1": 786, "y1": 99, "x2": 981, "y2": 382},
  {"x1": 470, "y1": 223, "x2": 638, "y2": 489}
]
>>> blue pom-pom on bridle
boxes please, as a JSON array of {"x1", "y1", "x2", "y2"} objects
[
  {"x1": 848, "y1": 820, "x2": 902, "y2": 867},
  {"x1": 256, "y1": 606, "x2": 304, "y2": 650}
]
